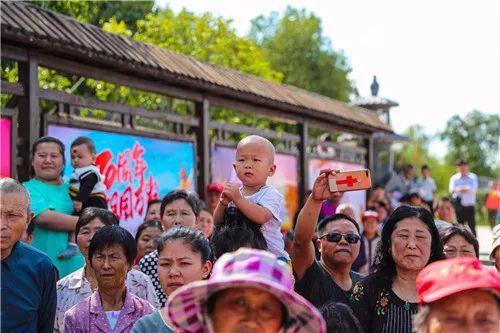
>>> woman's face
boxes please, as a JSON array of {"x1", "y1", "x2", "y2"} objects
[
  {"x1": 211, "y1": 287, "x2": 284, "y2": 333},
  {"x1": 158, "y1": 239, "x2": 211, "y2": 296},
  {"x1": 76, "y1": 217, "x2": 106, "y2": 261},
  {"x1": 196, "y1": 210, "x2": 214, "y2": 238},
  {"x1": 443, "y1": 234, "x2": 476, "y2": 259},
  {"x1": 91, "y1": 243, "x2": 130, "y2": 289},
  {"x1": 391, "y1": 217, "x2": 432, "y2": 272},
  {"x1": 145, "y1": 202, "x2": 161, "y2": 221},
  {"x1": 161, "y1": 199, "x2": 197, "y2": 230},
  {"x1": 136, "y1": 226, "x2": 162, "y2": 260},
  {"x1": 437, "y1": 201, "x2": 454, "y2": 223},
  {"x1": 32, "y1": 142, "x2": 64, "y2": 182}
]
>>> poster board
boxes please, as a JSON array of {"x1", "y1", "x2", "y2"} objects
[
  {"x1": 48, "y1": 124, "x2": 196, "y2": 234},
  {"x1": 0, "y1": 118, "x2": 11, "y2": 178}
]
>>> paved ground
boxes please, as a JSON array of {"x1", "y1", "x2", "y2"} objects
[{"x1": 477, "y1": 225, "x2": 494, "y2": 264}]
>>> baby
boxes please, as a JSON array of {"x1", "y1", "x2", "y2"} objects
[
  {"x1": 58, "y1": 136, "x2": 107, "y2": 259},
  {"x1": 214, "y1": 135, "x2": 289, "y2": 261}
]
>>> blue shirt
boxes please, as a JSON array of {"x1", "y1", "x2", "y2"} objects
[{"x1": 1, "y1": 241, "x2": 58, "y2": 333}]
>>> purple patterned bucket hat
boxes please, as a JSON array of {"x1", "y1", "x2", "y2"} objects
[{"x1": 166, "y1": 248, "x2": 326, "y2": 333}]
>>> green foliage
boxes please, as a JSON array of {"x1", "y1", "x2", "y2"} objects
[
  {"x1": 249, "y1": 6, "x2": 355, "y2": 102},
  {"x1": 27, "y1": 0, "x2": 154, "y2": 31},
  {"x1": 440, "y1": 110, "x2": 500, "y2": 178}
]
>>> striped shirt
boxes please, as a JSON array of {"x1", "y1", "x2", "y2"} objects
[{"x1": 382, "y1": 295, "x2": 418, "y2": 333}]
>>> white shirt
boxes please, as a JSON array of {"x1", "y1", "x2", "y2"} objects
[
  {"x1": 449, "y1": 172, "x2": 478, "y2": 206},
  {"x1": 417, "y1": 177, "x2": 437, "y2": 201},
  {"x1": 235, "y1": 184, "x2": 289, "y2": 260}
]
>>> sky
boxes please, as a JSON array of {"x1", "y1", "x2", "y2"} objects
[{"x1": 156, "y1": 0, "x2": 500, "y2": 157}]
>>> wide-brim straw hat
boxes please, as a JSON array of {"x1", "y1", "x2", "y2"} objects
[{"x1": 166, "y1": 248, "x2": 326, "y2": 333}]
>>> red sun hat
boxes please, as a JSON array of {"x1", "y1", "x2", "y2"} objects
[
  {"x1": 206, "y1": 183, "x2": 223, "y2": 193},
  {"x1": 416, "y1": 257, "x2": 500, "y2": 305}
]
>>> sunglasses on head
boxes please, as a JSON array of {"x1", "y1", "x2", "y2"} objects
[{"x1": 320, "y1": 232, "x2": 360, "y2": 244}]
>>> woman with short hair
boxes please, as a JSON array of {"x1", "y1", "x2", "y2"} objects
[
  {"x1": 55, "y1": 208, "x2": 158, "y2": 333},
  {"x1": 64, "y1": 225, "x2": 155, "y2": 333},
  {"x1": 440, "y1": 224, "x2": 479, "y2": 259}
]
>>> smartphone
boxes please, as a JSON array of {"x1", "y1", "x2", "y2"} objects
[{"x1": 328, "y1": 169, "x2": 372, "y2": 192}]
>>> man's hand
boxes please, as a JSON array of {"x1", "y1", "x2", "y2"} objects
[
  {"x1": 311, "y1": 169, "x2": 340, "y2": 202},
  {"x1": 73, "y1": 201, "x2": 83, "y2": 212},
  {"x1": 223, "y1": 182, "x2": 242, "y2": 203}
]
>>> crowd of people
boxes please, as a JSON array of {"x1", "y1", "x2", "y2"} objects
[{"x1": 1, "y1": 134, "x2": 499, "y2": 333}]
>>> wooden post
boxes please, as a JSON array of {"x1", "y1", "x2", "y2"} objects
[
  {"x1": 299, "y1": 121, "x2": 309, "y2": 206},
  {"x1": 195, "y1": 98, "x2": 210, "y2": 200},
  {"x1": 17, "y1": 50, "x2": 39, "y2": 181}
]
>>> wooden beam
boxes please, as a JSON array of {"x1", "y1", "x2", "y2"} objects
[
  {"x1": 38, "y1": 88, "x2": 199, "y2": 126},
  {"x1": 17, "y1": 50, "x2": 39, "y2": 181},
  {"x1": 1, "y1": 81, "x2": 24, "y2": 96},
  {"x1": 0, "y1": 44, "x2": 28, "y2": 61},
  {"x1": 299, "y1": 122, "x2": 309, "y2": 199},
  {"x1": 37, "y1": 53, "x2": 204, "y2": 102},
  {"x1": 195, "y1": 98, "x2": 210, "y2": 199},
  {"x1": 209, "y1": 120, "x2": 300, "y2": 143}
]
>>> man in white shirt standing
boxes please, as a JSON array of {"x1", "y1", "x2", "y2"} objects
[
  {"x1": 449, "y1": 160, "x2": 478, "y2": 235},
  {"x1": 417, "y1": 165, "x2": 437, "y2": 214}
]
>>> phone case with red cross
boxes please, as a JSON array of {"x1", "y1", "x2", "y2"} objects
[{"x1": 327, "y1": 169, "x2": 372, "y2": 193}]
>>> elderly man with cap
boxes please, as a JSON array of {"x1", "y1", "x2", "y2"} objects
[
  {"x1": 415, "y1": 257, "x2": 500, "y2": 333},
  {"x1": 491, "y1": 224, "x2": 500, "y2": 271},
  {"x1": 1, "y1": 178, "x2": 58, "y2": 332},
  {"x1": 361, "y1": 210, "x2": 381, "y2": 273},
  {"x1": 205, "y1": 183, "x2": 223, "y2": 214}
]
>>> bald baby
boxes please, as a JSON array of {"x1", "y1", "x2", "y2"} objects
[{"x1": 236, "y1": 135, "x2": 275, "y2": 163}]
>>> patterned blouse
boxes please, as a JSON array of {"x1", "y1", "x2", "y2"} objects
[
  {"x1": 55, "y1": 267, "x2": 159, "y2": 333},
  {"x1": 138, "y1": 250, "x2": 168, "y2": 307},
  {"x1": 350, "y1": 275, "x2": 418, "y2": 333}
]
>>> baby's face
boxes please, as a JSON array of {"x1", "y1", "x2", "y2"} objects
[
  {"x1": 234, "y1": 142, "x2": 275, "y2": 188},
  {"x1": 71, "y1": 144, "x2": 95, "y2": 169}
]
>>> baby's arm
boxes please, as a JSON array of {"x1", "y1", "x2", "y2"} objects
[
  {"x1": 233, "y1": 197, "x2": 273, "y2": 225},
  {"x1": 223, "y1": 182, "x2": 274, "y2": 225}
]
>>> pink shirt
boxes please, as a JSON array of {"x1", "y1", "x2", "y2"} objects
[{"x1": 63, "y1": 290, "x2": 154, "y2": 333}]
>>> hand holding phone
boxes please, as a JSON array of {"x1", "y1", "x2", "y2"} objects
[{"x1": 328, "y1": 169, "x2": 372, "y2": 193}]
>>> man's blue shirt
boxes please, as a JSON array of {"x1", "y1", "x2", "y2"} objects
[{"x1": 1, "y1": 241, "x2": 58, "y2": 333}]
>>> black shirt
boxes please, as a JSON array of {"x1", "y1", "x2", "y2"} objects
[
  {"x1": 294, "y1": 260, "x2": 364, "y2": 308},
  {"x1": 350, "y1": 275, "x2": 418, "y2": 333}
]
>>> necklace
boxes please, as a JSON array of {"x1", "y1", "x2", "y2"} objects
[{"x1": 404, "y1": 301, "x2": 410, "y2": 311}]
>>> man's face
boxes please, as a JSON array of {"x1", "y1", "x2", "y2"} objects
[
  {"x1": 317, "y1": 219, "x2": 360, "y2": 266},
  {"x1": 423, "y1": 290, "x2": 500, "y2": 333},
  {"x1": 1, "y1": 192, "x2": 32, "y2": 257},
  {"x1": 458, "y1": 164, "x2": 468, "y2": 176},
  {"x1": 206, "y1": 190, "x2": 221, "y2": 213},
  {"x1": 493, "y1": 247, "x2": 500, "y2": 272}
]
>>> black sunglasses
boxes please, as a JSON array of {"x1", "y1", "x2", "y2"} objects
[{"x1": 320, "y1": 232, "x2": 360, "y2": 244}]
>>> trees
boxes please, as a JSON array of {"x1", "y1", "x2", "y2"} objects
[
  {"x1": 249, "y1": 6, "x2": 355, "y2": 102},
  {"x1": 440, "y1": 110, "x2": 500, "y2": 178}
]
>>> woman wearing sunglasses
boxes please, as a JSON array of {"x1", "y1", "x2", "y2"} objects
[
  {"x1": 293, "y1": 169, "x2": 364, "y2": 309},
  {"x1": 351, "y1": 205, "x2": 444, "y2": 333}
]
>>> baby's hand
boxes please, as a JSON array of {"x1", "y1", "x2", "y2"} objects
[
  {"x1": 73, "y1": 201, "x2": 83, "y2": 212},
  {"x1": 223, "y1": 182, "x2": 242, "y2": 202},
  {"x1": 219, "y1": 192, "x2": 230, "y2": 206}
]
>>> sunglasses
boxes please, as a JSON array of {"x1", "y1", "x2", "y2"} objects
[{"x1": 320, "y1": 232, "x2": 360, "y2": 244}]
